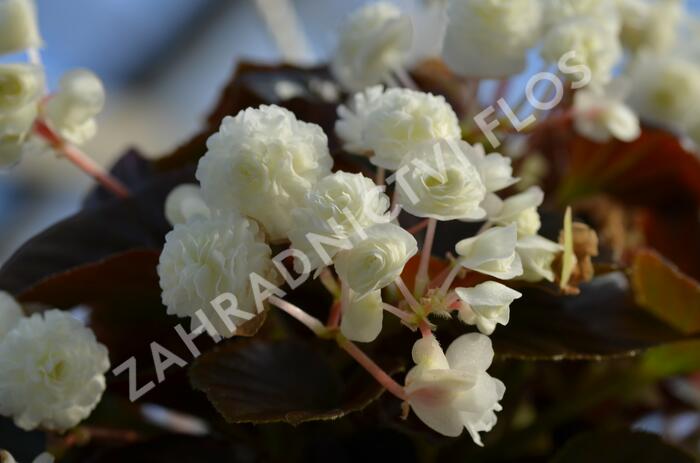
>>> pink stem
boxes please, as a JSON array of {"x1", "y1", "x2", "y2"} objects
[
  {"x1": 268, "y1": 296, "x2": 326, "y2": 335},
  {"x1": 406, "y1": 218, "x2": 429, "y2": 235},
  {"x1": 419, "y1": 320, "x2": 432, "y2": 338},
  {"x1": 440, "y1": 261, "x2": 466, "y2": 295},
  {"x1": 395, "y1": 277, "x2": 421, "y2": 312},
  {"x1": 339, "y1": 338, "x2": 407, "y2": 401},
  {"x1": 375, "y1": 166, "x2": 385, "y2": 185},
  {"x1": 33, "y1": 120, "x2": 130, "y2": 199},
  {"x1": 383, "y1": 303, "x2": 413, "y2": 323},
  {"x1": 414, "y1": 218, "x2": 437, "y2": 296}
]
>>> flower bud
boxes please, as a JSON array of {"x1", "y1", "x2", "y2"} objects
[{"x1": 340, "y1": 290, "x2": 383, "y2": 343}]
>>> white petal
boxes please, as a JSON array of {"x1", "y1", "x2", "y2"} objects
[
  {"x1": 445, "y1": 332, "x2": 494, "y2": 372},
  {"x1": 340, "y1": 290, "x2": 383, "y2": 343}
]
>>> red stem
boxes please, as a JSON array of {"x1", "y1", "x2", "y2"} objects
[{"x1": 339, "y1": 338, "x2": 407, "y2": 401}]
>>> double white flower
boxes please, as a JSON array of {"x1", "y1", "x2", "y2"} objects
[
  {"x1": 196, "y1": 105, "x2": 333, "y2": 242},
  {"x1": 331, "y1": 2, "x2": 412, "y2": 92},
  {"x1": 0, "y1": 308, "x2": 109, "y2": 432},
  {"x1": 405, "y1": 334, "x2": 505, "y2": 444},
  {"x1": 396, "y1": 139, "x2": 486, "y2": 221}
]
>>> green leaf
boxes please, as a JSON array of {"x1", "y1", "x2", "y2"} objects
[
  {"x1": 190, "y1": 338, "x2": 402, "y2": 425},
  {"x1": 551, "y1": 430, "x2": 696, "y2": 463},
  {"x1": 631, "y1": 249, "x2": 700, "y2": 335},
  {"x1": 641, "y1": 339, "x2": 700, "y2": 378}
]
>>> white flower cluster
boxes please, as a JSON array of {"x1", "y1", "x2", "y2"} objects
[
  {"x1": 0, "y1": 291, "x2": 109, "y2": 432},
  {"x1": 0, "y1": 1, "x2": 105, "y2": 168}
]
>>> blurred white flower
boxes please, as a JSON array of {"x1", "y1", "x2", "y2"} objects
[
  {"x1": 405, "y1": 333, "x2": 505, "y2": 443},
  {"x1": 340, "y1": 290, "x2": 384, "y2": 343},
  {"x1": 516, "y1": 234, "x2": 563, "y2": 282},
  {"x1": 626, "y1": 53, "x2": 700, "y2": 133},
  {"x1": 0, "y1": 450, "x2": 54, "y2": 463},
  {"x1": 164, "y1": 184, "x2": 210, "y2": 227},
  {"x1": 0, "y1": 64, "x2": 43, "y2": 147},
  {"x1": 0, "y1": 310, "x2": 109, "y2": 432},
  {"x1": 335, "y1": 85, "x2": 384, "y2": 155},
  {"x1": 0, "y1": 136, "x2": 23, "y2": 168},
  {"x1": 196, "y1": 105, "x2": 333, "y2": 242},
  {"x1": 542, "y1": 17, "x2": 622, "y2": 86},
  {"x1": 396, "y1": 139, "x2": 486, "y2": 221},
  {"x1": 456, "y1": 281, "x2": 522, "y2": 335},
  {"x1": 0, "y1": 0, "x2": 42, "y2": 55},
  {"x1": 544, "y1": 0, "x2": 620, "y2": 33},
  {"x1": 363, "y1": 88, "x2": 460, "y2": 170},
  {"x1": 443, "y1": 0, "x2": 542, "y2": 78},
  {"x1": 488, "y1": 186, "x2": 544, "y2": 237},
  {"x1": 0, "y1": 291, "x2": 23, "y2": 338},
  {"x1": 573, "y1": 84, "x2": 641, "y2": 143},
  {"x1": 334, "y1": 223, "x2": 417, "y2": 296},
  {"x1": 618, "y1": 0, "x2": 682, "y2": 53},
  {"x1": 455, "y1": 224, "x2": 523, "y2": 280},
  {"x1": 289, "y1": 171, "x2": 391, "y2": 271},
  {"x1": 464, "y1": 143, "x2": 519, "y2": 193},
  {"x1": 158, "y1": 215, "x2": 279, "y2": 338},
  {"x1": 44, "y1": 69, "x2": 105, "y2": 145},
  {"x1": 331, "y1": 2, "x2": 412, "y2": 92}
]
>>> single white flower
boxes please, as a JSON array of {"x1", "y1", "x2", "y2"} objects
[
  {"x1": 196, "y1": 105, "x2": 333, "y2": 242},
  {"x1": 158, "y1": 214, "x2": 280, "y2": 338},
  {"x1": 44, "y1": 69, "x2": 105, "y2": 145},
  {"x1": 573, "y1": 84, "x2": 641, "y2": 143},
  {"x1": 463, "y1": 143, "x2": 519, "y2": 193},
  {"x1": 331, "y1": 2, "x2": 412, "y2": 92},
  {"x1": 334, "y1": 223, "x2": 418, "y2": 296},
  {"x1": 363, "y1": 88, "x2": 460, "y2": 170},
  {"x1": 0, "y1": 0, "x2": 42, "y2": 55},
  {"x1": 289, "y1": 171, "x2": 391, "y2": 272},
  {"x1": 617, "y1": 0, "x2": 682, "y2": 53},
  {"x1": 0, "y1": 291, "x2": 23, "y2": 338},
  {"x1": 541, "y1": 17, "x2": 622, "y2": 87},
  {"x1": 456, "y1": 281, "x2": 522, "y2": 335},
  {"x1": 544, "y1": 0, "x2": 620, "y2": 33},
  {"x1": 488, "y1": 186, "x2": 544, "y2": 237},
  {"x1": 442, "y1": 0, "x2": 543, "y2": 78},
  {"x1": 0, "y1": 310, "x2": 109, "y2": 432},
  {"x1": 396, "y1": 139, "x2": 486, "y2": 221},
  {"x1": 516, "y1": 234, "x2": 563, "y2": 282},
  {"x1": 405, "y1": 333, "x2": 505, "y2": 444},
  {"x1": 335, "y1": 85, "x2": 384, "y2": 155},
  {"x1": 340, "y1": 290, "x2": 384, "y2": 343},
  {"x1": 164, "y1": 184, "x2": 210, "y2": 226},
  {"x1": 455, "y1": 224, "x2": 523, "y2": 280},
  {"x1": 626, "y1": 53, "x2": 700, "y2": 133}
]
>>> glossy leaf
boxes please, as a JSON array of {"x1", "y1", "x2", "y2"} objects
[{"x1": 190, "y1": 338, "x2": 402, "y2": 425}]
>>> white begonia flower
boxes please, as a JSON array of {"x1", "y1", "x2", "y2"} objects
[
  {"x1": 618, "y1": 0, "x2": 682, "y2": 54},
  {"x1": 331, "y1": 2, "x2": 412, "y2": 92},
  {"x1": 488, "y1": 186, "x2": 544, "y2": 237},
  {"x1": 340, "y1": 290, "x2": 384, "y2": 343},
  {"x1": 544, "y1": 0, "x2": 620, "y2": 33},
  {"x1": 442, "y1": 0, "x2": 542, "y2": 78},
  {"x1": 335, "y1": 85, "x2": 384, "y2": 155},
  {"x1": 463, "y1": 143, "x2": 519, "y2": 193},
  {"x1": 44, "y1": 69, "x2": 105, "y2": 145},
  {"x1": 455, "y1": 224, "x2": 523, "y2": 280},
  {"x1": 196, "y1": 105, "x2": 333, "y2": 242},
  {"x1": 573, "y1": 84, "x2": 641, "y2": 143},
  {"x1": 334, "y1": 223, "x2": 418, "y2": 296},
  {"x1": 455, "y1": 281, "x2": 522, "y2": 335},
  {"x1": 626, "y1": 54, "x2": 700, "y2": 133},
  {"x1": 396, "y1": 139, "x2": 486, "y2": 221},
  {"x1": 0, "y1": 0, "x2": 42, "y2": 55},
  {"x1": 541, "y1": 17, "x2": 622, "y2": 87},
  {"x1": 0, "y1": 310, "x2": 109, "y2": 432},
  {"x1": 0, "y1": 450, "x2": 53, "y2": 463},
  {"x1": 164, "y1": 184, "x2": 210, "y2": 227},
  {"x1": 0, "y1": 291, "x2": 23, "y2": 338},
  {"x1": 516, "y1": 234, "x2": 563, "y2": 282},
  {"x1": 362, "y1": 88, "x2": 460, "y2": 170},
  {"x1": 158, "y1": 214, "x2": 280, "y2": 338},
  {"x1": 405, "y1": 333, "x2": 505, "y2": 444},
  {"x1": 289, "y1": 171, "x2": 391, "y2": 272}
]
